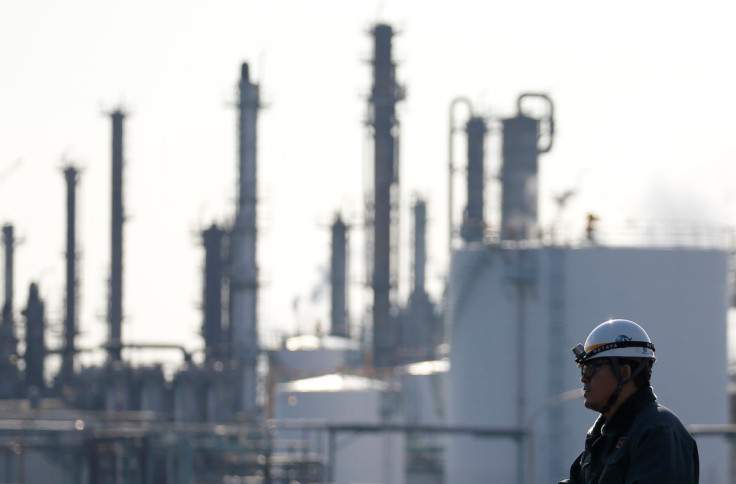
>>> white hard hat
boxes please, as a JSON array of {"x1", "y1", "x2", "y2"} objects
[{"x1": 573, "y1": 319, "x2": 656, "y2": 363}]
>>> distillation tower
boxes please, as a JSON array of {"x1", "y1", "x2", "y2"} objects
[
  {"x1": 500, "y1": 94, "x2": 554, "y2": 241},
  {"x1": 401, "y1": 199, "x2": 441, "y2": 362},
  {"x1": 368, "y1": 24, "x2": 404, "y2": 369},
  {"x1": 108, "y1": 109, "x2": 125, "y2": 363},
  {"x1": 460, "y1": 116, "x2": 488, "y2": 243},
  {"x1": 0, "y1": 225, "x2": 19, "y2": 397},
  {"x1": 330, "y1": 214, "x2": 348, "y2": 338},
  {"x1": 60, "y1": 166, "x2": 79, "y2": 387},
  {"x1": 230, "y1": 62, "x2": 260, "y2": 421},
  {"x1": 202, "y1": 224, "x2": 226, "y2": 362}
]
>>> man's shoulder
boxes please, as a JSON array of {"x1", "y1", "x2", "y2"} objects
[{"x1": 632, "y1": 400, "x2": 691, "y2": 437}]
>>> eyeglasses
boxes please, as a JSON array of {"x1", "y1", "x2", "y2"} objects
[{"x1": 578, "y1": 359, "x2": 611, "y2": 379}]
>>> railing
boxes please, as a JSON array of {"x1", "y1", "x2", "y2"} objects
[{"x1": 477, "y1": 221, "x2": 736, "y2": 251}]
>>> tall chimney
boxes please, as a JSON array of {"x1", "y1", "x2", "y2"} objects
[
  {"x1": 108, "y1": 110, "x2": 125, "y2": 362},
  {"x1": 330, "y1": 214, "x2": 348, "y2": 338},
  {"x1": 369, "y1": 24, "x2": 403, "y2": 369},
  {"x1": 230, "y1": 62, "x2": 260, "y2": 420},
  {"x1": 61, "y1": 166, "x2": 78, "y2": 382}
]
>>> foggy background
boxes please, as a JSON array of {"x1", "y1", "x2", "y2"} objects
[{"x1": 2, "y1": 0, "x2": 735, "y2": 367}]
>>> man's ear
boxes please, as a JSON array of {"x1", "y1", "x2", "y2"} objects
[{"x1": 620, "y1": 362, "x2": 632, "y2": 380}]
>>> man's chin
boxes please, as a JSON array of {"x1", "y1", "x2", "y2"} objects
[{"x1": 583, "y1": 399, "x2": 599, "y2": 411}]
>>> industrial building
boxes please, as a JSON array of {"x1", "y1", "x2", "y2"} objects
[
  {"x1": 0, "y1": 20, "x2": 734, "y2": 484},
  {"x1": 445, "y1": 244, "x2": 729, "y2": 483}
]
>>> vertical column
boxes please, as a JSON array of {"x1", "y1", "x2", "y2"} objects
[
  {"x1": 23, "y1": 283, "x2": 45, "y2": 396},
  {"x1": 202, "y1": 224, "x2": 225, "y2": 362},
  {"x1": 500, "y1": 94, "x2": 554, "y2": 242},
  {"x1": 2, "y1": 225, "x2": 13, "y2": 318},
  {"x1": 369, "y1": 24, "x2": 403, "y2": 369},
  {"x1": 330, "y1": 215, "x2": 348, "y2": 338},
  {"x1": 108, "y1": 110, "x2": 125, "y2": 362},
  {"x1": 412, "y1": 200, "x2": 427, "y2": 296},
  {"x1": 61, "y1": 166, "x2": 78, "y2": 382},
  {"x1": 230, "y1": 62, "x2": 260, "y2": 420},
  {"x1": 461, "y1": 117, "x2": 487, "y2": 243},
  {"x1": 0, "y1": 225, "x2": 20, "y2": 397},
  {"x1": 501, "y1": 115, "x2": 539, "y2": 241}
]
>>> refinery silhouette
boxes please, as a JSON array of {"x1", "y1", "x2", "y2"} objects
[{"x1": 0, "y1": 21, "x2": 733, "y2": 484}]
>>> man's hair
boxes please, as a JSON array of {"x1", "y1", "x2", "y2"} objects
[{"x1": 618, "y1": 358, "x2": 654, "y2": 388}]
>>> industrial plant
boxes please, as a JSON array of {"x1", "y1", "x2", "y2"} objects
[{"x1": 1, "y1": 22, "x2": 735, "y2": 484}]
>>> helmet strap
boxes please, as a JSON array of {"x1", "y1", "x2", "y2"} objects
[{"x1": 600, "y1": 359, "x2": 647, "y2": 416}]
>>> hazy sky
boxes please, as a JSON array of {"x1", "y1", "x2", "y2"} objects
[{"x1": 2, "y1": 0, "x2": 735, "y2": 367}]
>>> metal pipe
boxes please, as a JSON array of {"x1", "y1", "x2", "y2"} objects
[
  {"x1": 114, "y1": 343, "x2": 193, "y2": 363},
  {"x1": 517, "y1": 93, "x2": 555, "y2": 153},
  {"x1": 448, "y1": 97, "x2": 473, "y2": 253}
]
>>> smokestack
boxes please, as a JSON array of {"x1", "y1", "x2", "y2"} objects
[
  {"x1": 330, "y1": 214, "x2": 348, "y2": 338},
  {"x1": 230, "y1": 62, "x2": 260, "y2": 420},
  {"x1": 203, "y1": 224, "x2": 226, "y2": 362},
  {"x1": 22, "y1": 282, "x2": 45, "y2": 396},
  {"x1": 61, "y1": 166, "x2": 78, "y2": 383},
  {"x1": 108, "y1": 109, "x2": 125, "y2": 362},
  {"x1": 369, "y1": 24, "x2": 404, "y2": 369},
  {"x1": 461, "y1": 116, "x2": 487, "y2": 243}
]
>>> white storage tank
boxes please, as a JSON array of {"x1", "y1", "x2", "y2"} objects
[
  {"x1": 276, "y1": 373, "x2": 406, "y2": 484},
  {"x1": 272, "y1": 335, "x2": 362, "y2": 382},
  {"x1": 445, "y1": 244, "x2": 729, "y2": 484}
]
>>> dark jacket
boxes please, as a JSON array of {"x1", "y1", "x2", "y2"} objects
[{"x1": 560, "y1": 386, "x2": 699, "y2": 483}]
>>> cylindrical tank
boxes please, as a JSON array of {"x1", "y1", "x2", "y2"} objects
[
  {"x1": 173, "y1": 366, "x2": 205, "y2": 422},
  {"x1": 500, "y1": 93, "x2": 554, "y2": 242},
  {"x1": 276, "y1": 374, "x2": 405, "y2": 484},
  {"x1": 136, "y1": 366, "x2": 168, "y2": 416},
  {"x1": 501, "y1": 114, "x2": 540, "y2": 241}
]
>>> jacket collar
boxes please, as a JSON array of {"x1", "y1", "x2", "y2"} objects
[{"x1": 601, "y1": 386, "x2": 657, "y2": 437}]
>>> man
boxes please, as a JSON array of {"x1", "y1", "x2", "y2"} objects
[{"x1": 559, "y1": 319, "x2": 699, "y2": 483}]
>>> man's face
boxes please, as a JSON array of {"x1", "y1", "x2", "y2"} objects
[{"x1": 580, "y1": 359, "x2": 618, "y2": 412}]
